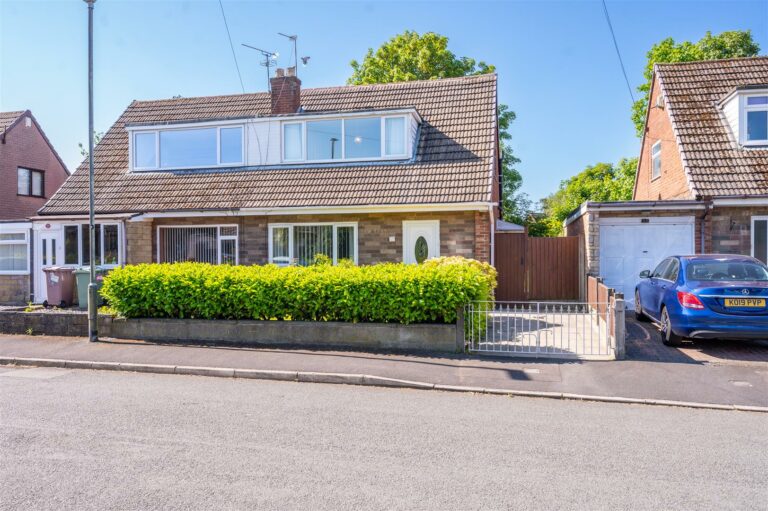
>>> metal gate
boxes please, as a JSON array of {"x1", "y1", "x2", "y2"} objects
[{"x1": 465, "y1": 301, "x2": 616, "y2": 359}]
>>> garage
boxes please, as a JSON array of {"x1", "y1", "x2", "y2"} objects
[{"x1": 599, "y1": 216, "x2": 695, "y2": 308}]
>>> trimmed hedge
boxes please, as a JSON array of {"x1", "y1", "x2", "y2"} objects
[{"x1": 100, "y1": 257, "x2": 496, "y2": 324}]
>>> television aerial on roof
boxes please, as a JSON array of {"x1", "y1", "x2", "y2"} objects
[{"x1": 241, "y1": 44, "x2": 278, "y2": 91}]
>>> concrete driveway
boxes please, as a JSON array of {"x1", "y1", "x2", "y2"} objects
[{"x1": 626, "y1": 317, "x2": 768, "y2": 366}]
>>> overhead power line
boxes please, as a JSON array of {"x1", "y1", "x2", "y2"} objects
[
  {"x1": 601, "y1": 0, "x2": 635, "y2": 104},
  {"x1": 218, "y1": 0, "x2": 245, "y2": 93}
]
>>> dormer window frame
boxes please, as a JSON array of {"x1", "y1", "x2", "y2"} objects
[
  {"x1": 740, "y1": 90, "x2": 768, "y2": 146},
  {"x1": 280, "y1": 112, "x2": 413, "y2": 164},
  {"x1": 128, "y1": 120, "x2": 246, "y2": 172}
]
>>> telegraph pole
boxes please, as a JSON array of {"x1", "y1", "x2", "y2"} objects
[{"x1": 84, "y1": 0, "x2": 98, "y2": 342}]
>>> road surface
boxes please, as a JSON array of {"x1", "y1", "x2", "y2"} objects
[{"x1": 1, "y1": 367, "x2": 766, "y2": 510}]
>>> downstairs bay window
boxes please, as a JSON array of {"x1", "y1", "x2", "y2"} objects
[
  {"x1": 158, "y1": 225, "x2": 238, "y2": 264},
  {"x1": 269, "y1": 223, "x2": 357, "y2": 266}
]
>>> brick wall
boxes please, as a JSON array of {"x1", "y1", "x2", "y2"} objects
[
  {"x1": 0, "y1": 275, "x2": 30, "y2": 304},
  {"x1": 147, "y1": 211, "x2": 481, "y2": 265},
  {"x1": 709, "y1": 207, "x2": 768, "y2": 256},
  {"x1": 634, "y1": 75, "x2": 692, "y2": 201},
  {"x1": 0, "y1": 114, "x2": 69, "y2": 220},
  {"x1": 125, "y1": 220, "x2": 153, "y2": 264}
]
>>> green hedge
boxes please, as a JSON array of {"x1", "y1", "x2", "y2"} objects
[{"x1": 100, "y1": 257, "x2": 496, "y2": 324}]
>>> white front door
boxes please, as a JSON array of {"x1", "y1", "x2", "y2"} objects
[
  {"x1": 599, "y1": 217, "x2": 694, "y2": 309},
  {"x1": 403, "y1": 220, "x2": 440, "y2": 264},
  {"x1": 35, "y1": 228, "x2": 64, "y2": 303}
]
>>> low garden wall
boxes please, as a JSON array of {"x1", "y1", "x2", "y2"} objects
[
  {"x1": 0, "y1": 258, "x2": 493, "y2": 354},
  {"x1": 0, "y1": 310, "x2": 462, "y2": 353}
]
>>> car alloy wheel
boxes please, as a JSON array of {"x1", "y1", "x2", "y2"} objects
[{"x1": 660, "y1": 307, "x2": 682, "y2": 346}]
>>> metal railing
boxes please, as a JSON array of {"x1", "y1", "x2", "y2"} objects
[{"x1": 465, "y1": 301, "x2": 616, "y2": 359}]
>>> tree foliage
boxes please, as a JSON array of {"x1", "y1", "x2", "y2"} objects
[
  {"x1": 537, "y1": 158, "x2": 637, "y2": 236},
  {"x1": 631, "y1": 31, "x2": 759, "y2": 136},
  {"x1": 348, "y1": 31, "x2": 493, "y2": 85},
  {"x1": 348, "y1": 31, "x2": 526, "y2": 224}
]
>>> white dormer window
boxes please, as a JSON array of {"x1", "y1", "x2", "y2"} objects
[
  {"x1": 745, "y1": 95, "x2": 768, "y2": 144},
  {"x1": 282, "y1": 115, "x2": 409, "y2": 163},
  {"x1": 130, "y1": 124, "x2": 244, "y2": 171},
  {"x1": 651, "y1": 141, "x2": 662, "y2": 180}
]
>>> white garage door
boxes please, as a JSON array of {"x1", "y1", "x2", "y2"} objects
[{"x1": 599, "y1": 217, "x2": 695, "y2": 309}]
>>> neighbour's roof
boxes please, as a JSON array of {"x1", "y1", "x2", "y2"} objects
[
  {"x1": 40, "y1": 74, "x2": 498, "y2": 215},
  {"x1": 0, "y1": 110, "x2": 25, "y2": 135},
  {"x1": 655, "y1": 56, "x2": 768, "y2": 197},
  {"x1": 496, "y1": 219, "x2": 524, "y2": 232}
]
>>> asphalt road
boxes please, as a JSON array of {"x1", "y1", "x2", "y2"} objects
[{"x1": 1, "y1": 367, "x2": 766, "y2": 511}]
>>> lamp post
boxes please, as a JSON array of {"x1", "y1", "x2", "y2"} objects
[{"x1": 84, "y1": 0, "x2": 97, "y2": 342}]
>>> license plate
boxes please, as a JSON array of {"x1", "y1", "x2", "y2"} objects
[{"x1": 724, "y1": 298, "x2": 765, "y2": 308}]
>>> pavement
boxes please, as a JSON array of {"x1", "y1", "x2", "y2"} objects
[
  {"x1": 2, "y1": 367, "x2": 766, "y2": 510},
  {"x1": 1, "y1": 317, "x2": 767, "y2": 409}
]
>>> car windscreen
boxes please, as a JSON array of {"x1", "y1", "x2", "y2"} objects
[{"x1": 685, "y1": 261, "x2": 768, "y2": 281}]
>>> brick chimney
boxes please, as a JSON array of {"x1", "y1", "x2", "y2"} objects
[{"x1": 270, "y1": 67, "x2": 301, "y2": 114}]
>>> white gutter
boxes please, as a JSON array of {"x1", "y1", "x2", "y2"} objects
[
  {"x1": 128, "y1": 202, "x2": 493, "y2": 221},
  {"x1": 712, "y1": 197, "x2": 768, "y2": 206}
]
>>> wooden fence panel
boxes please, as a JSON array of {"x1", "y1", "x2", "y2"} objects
[{"x1": 494, "y1": 234, "x2": 580, "y2": 301}]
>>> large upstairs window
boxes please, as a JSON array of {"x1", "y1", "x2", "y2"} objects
[
  {"x1": 282, "y1": 115, "x2": 408, "y2": 163},
  {"x1": 132, "y1": 125, "x2": 244, "y2": 170}
]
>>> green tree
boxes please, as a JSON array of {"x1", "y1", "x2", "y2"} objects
[
  {"x1": 348, "y1": 31, "x2": 526, "y2": 224},
  {"x1": 631, "y1": 31, "x2": 759, "y2": 136},
  {"x1": 538, "y1": 158, "x2": 637, "y2": 236}
]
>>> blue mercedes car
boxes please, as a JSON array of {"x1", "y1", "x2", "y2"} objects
[{"x1": 635, "y1": 254, "x2": 768, "y2": 345}]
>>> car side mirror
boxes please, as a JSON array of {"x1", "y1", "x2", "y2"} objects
[{"x1": 639, "y1": 270, "x2": 651, "y2": 278}]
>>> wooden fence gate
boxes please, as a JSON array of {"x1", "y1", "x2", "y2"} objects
[{"x1": 494, "y1": 234, "x2": 581, "y2": 301}]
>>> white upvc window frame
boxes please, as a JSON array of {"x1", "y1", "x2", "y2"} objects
[
  {"x1": 741, "y1": 92, "x2": 768, "y2": 146},
  {"x1": 62, "y1": 222, "x2": 123, "y2": 268},
  {"x1": 156, "y1": 224, "x2": 239, "y2": 265},
  {"x1": 651, "y1": 140, "x2": 662, "y2": 180},
  {"x1": 129, "y1": 123, "x2": 245, "y2": 171},
  {"x1": 0, "y1": 229, "x2": 30, "y2": 275},
  {"x1": 281, "y1": 114, "x2": 410, "y2": 164},
  {"x1": 268, "y1": 222, "x2": 358, "y2": 266}
]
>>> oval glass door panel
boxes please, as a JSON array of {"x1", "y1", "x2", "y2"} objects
[{"x1": 415, "y1": 236, "x2": 429, "y2": 263}]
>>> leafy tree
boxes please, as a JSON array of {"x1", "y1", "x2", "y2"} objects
[
  {"x1": 631, "y1": 31, "x2": 759, "y2": 136},
  {"x1": 538, "y1": 158, "x2": 637, "y2": 236},
  {"x1": 348, "y1": 31, "x2": 526, "y2": 224},
  {"x1": 348, "y1": 31, "x2": 493, "y2": 84}
]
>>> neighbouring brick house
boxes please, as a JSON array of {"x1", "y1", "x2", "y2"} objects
[
  {"x1": 565, "y1": 57, "x2": 768, "y2": 306},
  {"x1": 0, "y1": 110, "x2": 69, "y2": 303},
  {"x1": 31, "y1": 71, "x2": 500, "y2": 303}
]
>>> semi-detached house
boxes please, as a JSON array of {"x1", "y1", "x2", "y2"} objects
[
  {"x1": 30, "y1": 71, "x2": 500, "y2": 303},
  {"x1": 566, "y1": 56, "x2": 768, "y2": 307}
]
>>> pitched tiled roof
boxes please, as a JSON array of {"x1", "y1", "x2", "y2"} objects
[
  {"x1": 656, "y1": 56, "x2": 768, "y2": 197},
  {"x1": 0, "y1": 110, "x2": 25, "y2": 134},
  {"x1": 40, "y1": 74, "x2": 497, "y2": 215}
]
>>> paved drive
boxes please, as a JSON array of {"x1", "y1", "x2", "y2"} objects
[{"x1": 1, "y1": 367, "x2": 766, "y2": 510}]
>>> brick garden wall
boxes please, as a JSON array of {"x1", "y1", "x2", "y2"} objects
[{"x1": 148, "y1": 210, "x2": 487, "y2": 265}]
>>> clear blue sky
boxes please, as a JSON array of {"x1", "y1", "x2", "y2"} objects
[{"x1": 1, "y1": 0, "x2": 766, "y2": 203}]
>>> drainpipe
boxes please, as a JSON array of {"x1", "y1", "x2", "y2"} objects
[{"x1": 488, "y1": 204, "x2": 495, "y2": 266}]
